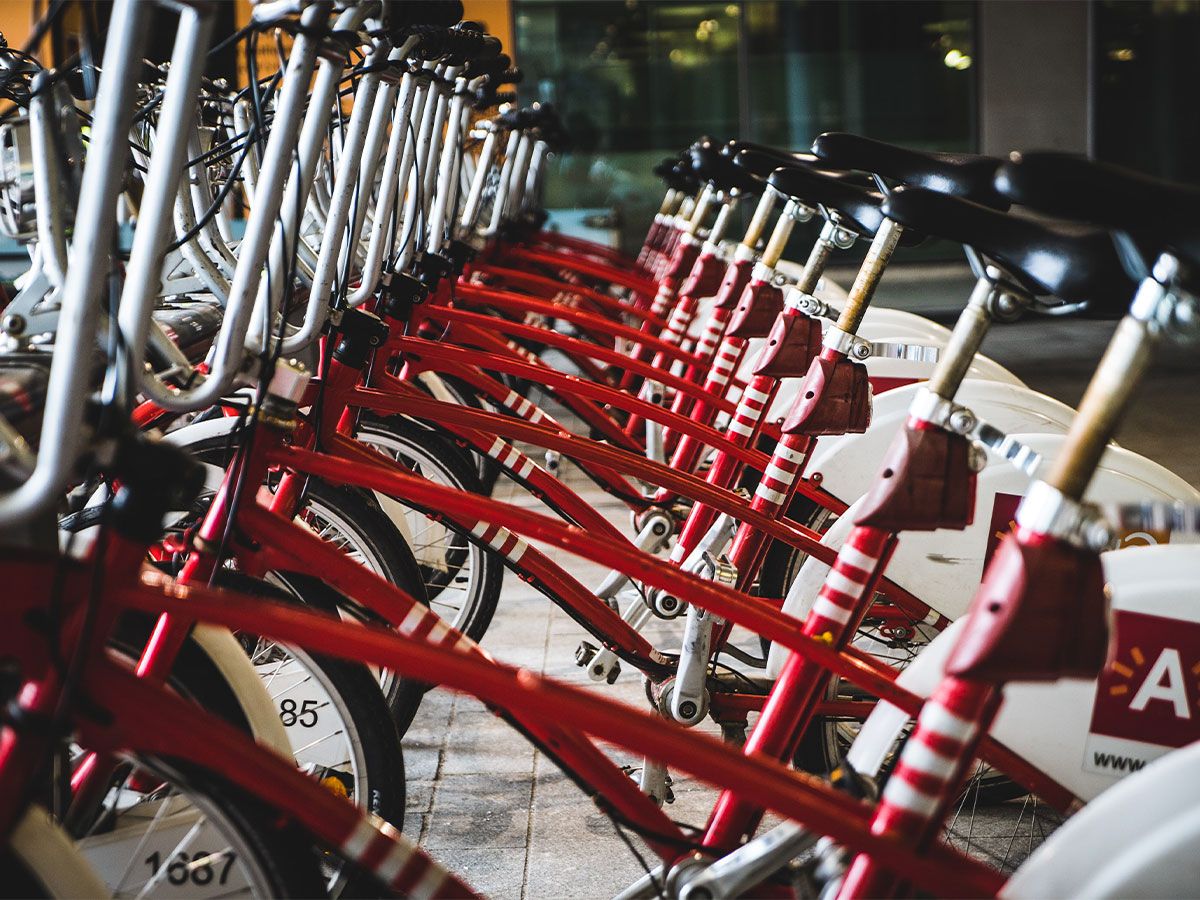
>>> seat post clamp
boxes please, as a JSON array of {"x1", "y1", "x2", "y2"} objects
[
  {"x1": 783, "y1": 285, "x2": 825, "y2": 317},
  {"x1": 908, "y1": 386, "x2": 1041, "y2": 476},
  {"x1": 733, "y1": 243, "x2": 758, "y2": 264},
  {"x1": 751, "y1": 260, "x2": 776, "y2": 284},
  {"x1": 822, "y1": 324, "x2": 871, "y2": 360},
  {"x1": 1016, "y1": 481, "x2": 1115, "y2": 553}
]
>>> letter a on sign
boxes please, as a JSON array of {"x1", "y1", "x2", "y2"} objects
[
  {"x1": 1084, "y1": 611, "x2": 1200, "y2": 775},
  {"x1": 1129, "y1": 648, "x2": 1191, "y2": 719}
]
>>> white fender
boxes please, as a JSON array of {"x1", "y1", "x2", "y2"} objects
[
  {"x1": 162, "y1": 411, "x2": 242, "y2": 448},
  {"x1": 1005, "y1": 739, "x2": 1200, "y2": 898},
  {"x1": 768, "y1": 437, "x2": 1200, "y2": 677},
  {"x1": 9, "y1": 805, "x2": 111, "y2": 897},
  {"x1": 847, "y1": 546, "x2": 1200, "y2": 811}
]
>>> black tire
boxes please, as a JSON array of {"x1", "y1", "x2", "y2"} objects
[
  {"x1": 257, "y1": 482, "x2": 433, "y2": 733},
  {"x1": 270, "y1": 569, "x2": 429, "y2": 738},
  {"x1": 112, "y1": 588, "x2": 408, "y2": 897},
  {"x1": 298, "y1": 480, "x2": 429, "y2": 606},
  {"x1": 425, "y1": 374, "x2": 504, "y2": 493},
  {"x1": 357, "y1": 413, "x2": 502, "y2": 642},
  {"x1": 213, "y1": 573, "x2": 407, "y2": 829},
  {"x1": 183, "y1": 435, "x2": 428, "y2": 604},
  {"x1": 0, "y1": 849, "x2": 50, "y2": 898},
  {"x1": 140, "y1": 758, "x2": 328, "y2": 897},
  {"x1": 110, "y1": 611, "x2": 252, "y2": 726}
]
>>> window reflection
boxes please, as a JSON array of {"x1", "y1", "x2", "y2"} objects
[
  {"x1": 1094, "y1": 0, "x2": 1200, "y2": 185},
  {"x1": 514, "y1": 0, "x2": 977, "y2": 249}
]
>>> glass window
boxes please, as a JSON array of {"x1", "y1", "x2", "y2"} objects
[
  {"x1": 514, "y1": 0, "x2": 977, "y2": 252},
  {"x1": 1093, "y1": 0, "x2": 1200, "y2": 186}
]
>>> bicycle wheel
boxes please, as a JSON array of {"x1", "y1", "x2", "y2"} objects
[
  {"x1": 69, "y1": 755, "x2": 326, "y2": 898},
  {"x1": 181, "y1": 435, "x2": 434, "y2": 726},
  {"x1": 357, "y1": 413, "x2": 502, "y2": 641},
  {"x1": 112, "y1": 595, "x2": 407, "y2": 897},
  {"x1": 180, "y1": 435, "x2": 426, "y2": 597}
]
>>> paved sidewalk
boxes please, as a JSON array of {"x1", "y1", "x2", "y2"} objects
[
  {"x1": 401, "y1": 314, "x2": 1200, "y2": 898},
  {"x1": 404, "y1": 460, "x2": 734, "y2": 898}
]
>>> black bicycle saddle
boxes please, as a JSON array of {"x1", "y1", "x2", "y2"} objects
[
  {"x1": 689, "y1": 139, "x2": 760, "y2": 196},
  {"x1": 653, "y1": 155, "x2": 698, "y2": 194},
  {"x1": 723, "y1": 139, "x2": 820, "y2": 179},
  {"x1": 767, "y1": 164, "x2": 923, "y2": 245},
  {"x1": 881, "y1": 186, "x2": 1135, "y2": 313},
  {"x1": 995, "y1": 151, "x2": 1200, "y2": 282},
  {"x1": 813, "y1": 132, "x2": 1008, "y2": 210}
]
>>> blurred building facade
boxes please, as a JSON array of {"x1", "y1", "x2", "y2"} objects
[{"x1": 512, "y1": 0, "x2": 1200, "y2": 249}]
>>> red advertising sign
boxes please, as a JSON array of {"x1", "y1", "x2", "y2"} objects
[
  {"x1": 1085, "y1": 610, "x2": 1200, "y2": 774},
  {"x1": 1090, "y1": 610, "x2": 1200, "y2": 748},
  {"x1": 984, "y1": 491, "x2": 1021, "y2": 570}
]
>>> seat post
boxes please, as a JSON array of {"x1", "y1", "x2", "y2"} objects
[{"x1": 834, "y1": 216, "x2": 903, "y2": 335}]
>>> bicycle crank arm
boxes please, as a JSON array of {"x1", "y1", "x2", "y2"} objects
[{"x1": 673, "y1": 821, "x2": 819, "y2": 900}]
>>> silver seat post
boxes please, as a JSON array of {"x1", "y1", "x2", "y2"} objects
[
  {"x1": 134, "y1": 1, "x2": 332, "y2": 411},
  {"x1": 0, "y1": 0, "x2": 150, "y2": 524}
]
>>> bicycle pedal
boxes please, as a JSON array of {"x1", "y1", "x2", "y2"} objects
[
  {"x1": 575, "y1": 641, "x2": 599, "y2": 667},
  {"x1": 605, "y1": 660, "x2": 622, "y2": 684},
  {"x1": 829, "y1": 763, "x2": 878, "y2": 802}
]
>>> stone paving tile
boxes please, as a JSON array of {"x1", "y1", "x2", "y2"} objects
[
  {"x1": 423, "y1": 772, "x2": 535, "y2": 851},
  {"x1": 406, "y1": 780, "x2": 436, "y2": 817},
  {"x1": 439, "y1": 706, "x2": 539, "y2": 777},
  {"x1": 430, "y1": 846, "x2": 529, "y2": 898}
]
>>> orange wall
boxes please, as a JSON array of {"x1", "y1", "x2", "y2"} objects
[
  {"x1": 0, "y1": 2, "x2": 513, "y2": 63},
  {"x1": 462, "y1": 0, "x2": 515, "y2": 61},
  {"x1": 0, "y1": 2, "x2": 35, "y2": 52}
]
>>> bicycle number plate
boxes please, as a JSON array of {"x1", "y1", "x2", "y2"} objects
[
  {"x1": 78, "y1": 795, "x2": 247, "y2": 896},
  {"x1": 255, "y1": 657, "x2": 345, "y2": 769}
]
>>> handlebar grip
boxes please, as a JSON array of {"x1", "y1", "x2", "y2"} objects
[{"x1": 465, "y1": 49, "x2": 508, "y2": 79}]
